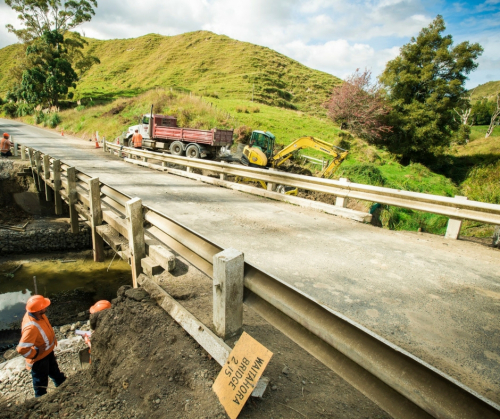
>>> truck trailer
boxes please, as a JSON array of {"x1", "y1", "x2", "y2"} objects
[{"x1": 126, "y1": 113, "x2": 233, "y2": 159}]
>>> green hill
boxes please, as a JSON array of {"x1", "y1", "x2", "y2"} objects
[
  {"x1": 0, "y1": 31, "x2": 340, "y2": 115},
  {"x1": 470, "y1": 80, "x2": 500, "y2": 100}
]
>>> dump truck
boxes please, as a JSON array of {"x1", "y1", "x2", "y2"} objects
[{"x1": 126, "y1": 107, "x2": 233, "y2": 159}]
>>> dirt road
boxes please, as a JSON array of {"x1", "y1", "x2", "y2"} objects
[{"x1": 2, "y1": 118, "x2": 499, "y2": 403}]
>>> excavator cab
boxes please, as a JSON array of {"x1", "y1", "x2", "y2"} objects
[{"x1": 242, "y1": 131, "x2": 276, "y2": 167}]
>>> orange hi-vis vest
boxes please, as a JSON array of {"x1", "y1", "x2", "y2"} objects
[
  {"x1": 132, "y1": 133, "x2": 143, "y2": 148},
  {"x1": 1, "y1": 138, "x2": 11, "y2": 153},
  {"x1": 17, "y1": 312, "x2": 57, "y2": 369}
]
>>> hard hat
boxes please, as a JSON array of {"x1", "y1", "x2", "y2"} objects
[
  {"x1": 3, "y1": 133, "x2": 9, "y2": 138},
  {"x1": 26, "y1": 295, "x2": 51, "y2": 313},
  {"x1": 89, "y1": 300, "x2": 112, "y2": 314}
]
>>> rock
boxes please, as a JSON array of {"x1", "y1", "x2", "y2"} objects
[
  {"x1": 60, "y1": 325, "x2": 71, "y2": 334},
  {"x1": 271, "y1": 385, "x2": 278, "y2": 391},
  {"x1": 281, "y1": 366, "x2": 290, "y2": 375},
  {"x1": 125, "y1": 288, "x2": 149, "y2": 302},
  {"x1": 77, "y1": 311, "x2": 88, "y2": 319},
  {"x1": 117, "y1": 285, "x2": 132, "y2": 297}
]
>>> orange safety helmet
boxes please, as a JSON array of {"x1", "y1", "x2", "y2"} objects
[
  {"x1": 26, "y1": 295, "x2": 51, "y2": 313},
  {"x1": 3, "y1": 133, "x2": 9, "y2": 138},
  {"x1": 89, "y1": 300, "x2": 112, "y2": 314}
]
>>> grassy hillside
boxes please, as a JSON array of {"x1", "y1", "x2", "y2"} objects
[
  {"x1": 470, "y1": 80, "x2": 500, "y2": 100},
  {"x1": 0, "y1": 31, "x2": 340, "y2": 115}
]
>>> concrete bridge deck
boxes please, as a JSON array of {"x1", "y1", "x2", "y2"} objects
[{"x1": 2, "y1": 118, "x2": 499, "y2": 403}]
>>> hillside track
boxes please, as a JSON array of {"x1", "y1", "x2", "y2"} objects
[{"x1": 2, "y1": 118, "x2": 500, "y2": 404}]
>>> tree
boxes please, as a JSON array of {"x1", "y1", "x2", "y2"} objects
[
  {"x1": 17, "y1": 30, "x2": 78, "y2": 107},
  {"x1": 326, "y1": 69, "x2": 392, "y2": 141},
  {"x1": 379, "y1": 16, "x2": 483, "y2": 162},
  {"x1": 485, "y1": 94, "x2": 500, "y2": 138},
  {"x1": 471, "y1": 98, "x2": 497, "y2": 125},
  {"x1": 6, "y1": 0, "x2": 97, "y2": 43},
  {"x1": 5, "y1": 0, "x2": 99, "y2": 108}
]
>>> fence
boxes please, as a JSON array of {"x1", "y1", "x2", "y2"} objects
[{"x1": 14, "y1": 143, "x2": 500, "y2": 419}]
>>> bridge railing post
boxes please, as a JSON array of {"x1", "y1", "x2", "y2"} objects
[
  {"x1": 126, "y1": 197, "x2": 146, "y2": 288},
  {"x1": 13, "y1": 141, "x2": 18, "y2": 157},
  {"x1": 28, "y1": 148, "x2": 39, "y2": 191},
  {"x1": 34, "y1": 151, "x2": 43, "y2": 194},
  {"x1": 266, "y1": 168, "x2": 276, "y2": 191},
  {"x1": 67, "y1": 167, "x2": 79, "y2": 234},
  {"x1": 53, "y1": 159, "x2": 63, "y2": 215},
  {"x1": 20, "y1": 145, "x2": 26, "y2": 161},
  {"x1": 43, "y1": 155, "x2": 53, "y2": 202},
  {"x1": 213, "y1": 248, "x2": 244, "y2": 340},
  {"x1": 445, "y1": 196, "x2": 468, "y2": 240},
  {"x1": 89, "y1": 177, "x2": 105, "y2": 262},
  {"x1": 335, "y1": 177, "x2": 350, "y2": 208}
]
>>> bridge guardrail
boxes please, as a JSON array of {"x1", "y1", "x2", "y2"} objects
[
  {"x1": 104, "y1": 142, "x2": 500, "y2": 235},
  {"x1": 15, "y1": 143, "x2": 500, "y2": 419}
]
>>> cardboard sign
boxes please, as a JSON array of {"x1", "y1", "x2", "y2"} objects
[{"x1": 213, "y1": 332, "x2": 273, "y2": 419}]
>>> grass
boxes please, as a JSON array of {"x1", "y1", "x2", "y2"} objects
[{"x1": 470, "y1": 81, "x2": 500, "y2": 100}]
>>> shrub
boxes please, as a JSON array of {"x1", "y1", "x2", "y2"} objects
[
  {"x1": 16, "y1": 103, "x2": 34, "y2": 117},
  {"x1": 251, "y1": 106, "x2": 260, "y2": 113},
  {"x1": 234, "y1": 125, "x2": 253, "y2": 144},
  {"x1": 2, "y1": 102, "x2": 17, "y2": 117},
  {"x1": 47, "y1": 113, "x2": 61, "y2": 128}
]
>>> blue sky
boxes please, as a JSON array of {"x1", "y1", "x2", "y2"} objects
[{"x1": 0, "y1": 0, "x2": 498, "y2": 88}]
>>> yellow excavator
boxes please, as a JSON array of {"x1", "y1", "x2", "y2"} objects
[{"x1": 238, "y1": 131, "x2": 348, "y2": 193}]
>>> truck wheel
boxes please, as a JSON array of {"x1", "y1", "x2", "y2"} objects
[
  {"x1": 186, "y1": 144, "x2": 200, "y2": 159},
  {"x1": 170, "y1": 141, "x2": 184, "y2": 156}
]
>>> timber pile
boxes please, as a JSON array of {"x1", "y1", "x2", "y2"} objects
[{"x1": 0, "y1": 221, "x2": 29, "y2": 232}]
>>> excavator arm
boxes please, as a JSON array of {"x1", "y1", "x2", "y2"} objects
[{"x1": 271, "y1": 136, "x2": 348, "y2": 178}]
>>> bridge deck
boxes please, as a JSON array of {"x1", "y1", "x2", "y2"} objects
[{"x1": 3, "y1": 118, "x2": 499, "y2": 403}]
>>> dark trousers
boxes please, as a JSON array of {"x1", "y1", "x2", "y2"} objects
[
  {"x1": 1, "y1": 151, "x2": 12, "y2": 157},
  {"x1": 31, "y1": 351, "x2": 66, "y2": 397}
]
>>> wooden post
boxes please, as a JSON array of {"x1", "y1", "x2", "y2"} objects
[
  {"x1": 21, "y1": 145, "x2": 26, "y2": 161},
  {"x1": 335, "y1": 177, "x2": 349, "y2": 208},
  {"x1": 43, "y1": 155, "x2": 53, "y2": 202},
  {"x1": 445, "y1": 196, "x2": 468, "y2": 240},
  {"x1": 34, "y1": 151, "x2": 44, "y2": 195},
  {"x1": 53, "y1": 159, "x2": 63, "y2": 215},
  {"x1": 28, "y1": 148, "x2": 39, "y2": 191},
  {"x1": 67, "y1": 167, "x2": 79, "y2": 234},
  {"x1": 89, "y1": 177, "x2": 105, "y2": 262},
  {"x1": 126, "y1": 197, "x2": 145, "y2": 288},
  {"x1": 213, "y1": 248, "x2": 244, "y2": 340}
]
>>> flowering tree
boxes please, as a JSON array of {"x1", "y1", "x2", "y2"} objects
[{"x1": 326, "y1": 69, "x2": 392, "y2": 141}]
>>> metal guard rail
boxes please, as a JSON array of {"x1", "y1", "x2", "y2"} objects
[
  {"x1": 18, "y1": 144, "x2": 500, "y2": 419},
  {"x1": 106, "y1": 142, "x2": 500, "y2": 226}
]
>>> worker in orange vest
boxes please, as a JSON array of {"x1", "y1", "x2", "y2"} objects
[
  {"x1": 1, "y1": 133, "x2": 13, "y2": 157},
  {"x1": 131, "y1": 129, "x2": 143, "y2": 149},
  {"x1": 16, "y1": 295, "x2": 66, "y2": 397}
]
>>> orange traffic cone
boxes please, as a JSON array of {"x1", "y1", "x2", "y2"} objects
[
  {"x1": 95, "y1": 139, "x2": 100, "y2": 148},
  {"x1": 61, "y1": 129, "x2": 64, "y2": 136}
]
